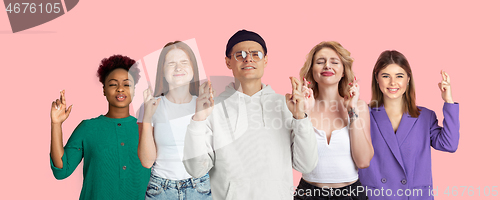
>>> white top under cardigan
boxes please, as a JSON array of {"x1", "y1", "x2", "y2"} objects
[
  {"x1": 302, "y1": 117, "x2": 359, "y2": 183},
  {"x1": 138, "y1": 95, "x2": 197, "y2": 180}
]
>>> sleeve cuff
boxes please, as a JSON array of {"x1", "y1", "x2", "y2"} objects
[
  {"x1": 188, "y1": 118, "x2": 208, "y2": 136},
  {"x1": 292, "y1": 114, "x2": 312, "y2": 134},
  {"x1": 293, "y1": 113, "x2": 309, "y2": 121},
  {"x1": 444, "y1": 102, "x2": 459, "y2": 109},
  {"x1": 50, "y1": 153, "x2": 66, "y2": 171}
]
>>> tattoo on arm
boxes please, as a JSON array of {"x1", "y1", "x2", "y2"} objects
[{"x1": 348, "y1": 107, "x2": 358, "y2": 122}]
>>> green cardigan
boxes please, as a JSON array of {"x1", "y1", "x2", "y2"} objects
[{"x1": 50, "y1": 115, "x2": 151, "y2": 200}]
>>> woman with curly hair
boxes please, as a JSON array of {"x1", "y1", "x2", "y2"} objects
[{"x1": 49, "y1": 55, "x2": 150, "y2": 199}]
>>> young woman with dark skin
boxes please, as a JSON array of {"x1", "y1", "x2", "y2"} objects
[{"x1": 49, "y1": 55, "x2": 150, "y2": 200}]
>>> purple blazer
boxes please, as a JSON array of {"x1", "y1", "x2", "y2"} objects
[{"x1": 358, "y1": 103, "x2": 459, "y2": 200}]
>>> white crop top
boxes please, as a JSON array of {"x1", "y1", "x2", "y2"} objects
[{"x1": 302, "y1": 120, "x2": 358, "y2": 183}]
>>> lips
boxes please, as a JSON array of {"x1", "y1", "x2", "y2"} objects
[
  {"x1": 320, "y1": 71, "x2": 334, "y2": 76},
  {"x1": 242, "y1": 66, "x2": 256, "y2": 70},
  {"x1": 387, "y1": 88, "x2": 399, "y2": 93},
  {"x1": 116, "y1": 94, "x2": 127, "y2": 102},
  {"x1": 173, "y1": 74, "x2": 185, "y2": 77}
]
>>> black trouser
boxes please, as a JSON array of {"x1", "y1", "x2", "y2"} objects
[{"x1": 294, "y1": 178, "x2": 368, "y2": 200}]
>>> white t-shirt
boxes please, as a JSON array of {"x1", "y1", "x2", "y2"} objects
[{"x1": 138, "y1": 95, "x2": 197, "y2": 180}]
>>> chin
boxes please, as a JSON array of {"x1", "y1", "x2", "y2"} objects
[
  {"x1": 384, "y1": 94, "x2": 403, "y2": 100},
  {"x1": 111, "y1": 101, "x2": 131, "y2": 108}
]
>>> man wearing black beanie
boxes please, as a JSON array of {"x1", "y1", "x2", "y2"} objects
[{"x1": 184, "y1": 29, "x2": 318, "y2": 199}]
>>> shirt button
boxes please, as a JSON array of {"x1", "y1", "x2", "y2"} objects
[
  {"x1": 381, "y1": 178, "x2": 387, "y2": 183},
  {"x1": 121, "y1": 142, "x2": 124, "y2": 146},
  {"x1": 401, "y1": 179, "x2": 407, "y2": 185},
  {"x1": 117, "y1": 123, "x2": 121, "y2": 126},
  {"x1": 122, "y1": 166, "x2": 126, "y2": 170}
]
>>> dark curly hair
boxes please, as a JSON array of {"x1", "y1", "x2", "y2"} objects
[{"x1": 97, "y1": 55, "x2": 140, "y2": 85}]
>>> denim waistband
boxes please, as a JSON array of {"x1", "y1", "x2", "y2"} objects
[{"x1": 149, "y1": 173, "x2": 210, "y2": 189}]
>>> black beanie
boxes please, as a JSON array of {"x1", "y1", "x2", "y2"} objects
[{"x1": 225, "y1": 29, "x2": 267, "y2": 58}]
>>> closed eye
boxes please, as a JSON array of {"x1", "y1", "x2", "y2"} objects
[{"x1": 316, "y1": 58, "x2": 326, "y2": 65}]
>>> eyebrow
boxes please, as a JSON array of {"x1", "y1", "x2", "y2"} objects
[
  {"x1": 234, "y1": 49, "x2": 263, "y2": 53},
  {"x1": 107, "y1": 78, "x2": 130, "y2": 82},
  {"x1": 316, "y1": 57, "x2": 339, "y2": 61},
  {"x1": 380, "y1": 73, "x2": 405, "y2": 75}
]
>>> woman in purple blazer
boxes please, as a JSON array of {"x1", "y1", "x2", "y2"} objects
[{"x1": 358, "y1": 50, "x2": 459, "y2": 200}]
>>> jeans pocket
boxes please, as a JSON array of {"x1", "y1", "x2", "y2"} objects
[
  {"x1": 146, "y1": 181, "x2": 163, "y2": 197},
  {"x1": 195, "y1": 179, "x2": 211, "y2": 194}
]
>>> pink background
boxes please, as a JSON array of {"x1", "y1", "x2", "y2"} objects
[{"x1": 1, "y1": 0, "x2": 499, "y2": 199}]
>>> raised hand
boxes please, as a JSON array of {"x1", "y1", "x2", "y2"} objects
[
  {"x1": 50, "y1": 90, "x2": 73, "y2": 125},
  {"x1": 285, "y1": 77, "x2": 307, "y2": 119},
  {"x1": 301, "y1": 77, "x2": 315, "y2": 114},
  {"x1": 193, "y1": 81, "x2": 215, "y2": 121},
  {"x1": 438, "y1": 70, "x2": 454, "y2": 103},
  {"x1": 344, "y1": 76, "x2": 360, "y2": 110},
  {"x1": 143, "y1": 87, "x2": 161, "y2": 123}
]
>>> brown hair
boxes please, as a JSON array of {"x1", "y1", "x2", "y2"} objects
[
  {"x1": 153, "y1": 41, "x2": 200, "y2": 97},
  {"x1": 299, "y1": 41, "x2": 354, "y2": 98},
  {"x1": 370, "y1": 50, "x2": 420, "y2": 117}
]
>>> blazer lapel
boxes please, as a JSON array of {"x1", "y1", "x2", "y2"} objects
[
  {"x1": 395, "y1": 112, "x2": 417, "y2": 146},
  {"x1": 371, "y1": 106, "x2": 406, "y2": 174}
]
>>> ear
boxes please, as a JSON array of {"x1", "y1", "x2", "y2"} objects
[
  {"x1": 225, "y1": 56, "x2": 231, "y2": 70},
  {"x1": 263, "y1": 55, "x2": 268, "y2": 68},
  {"x1": 102, "y1": 86, "x2": 106, "y2": 96}
]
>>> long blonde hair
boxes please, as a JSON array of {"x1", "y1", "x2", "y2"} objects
[{"x1": 299, "y1": 41, "x2": 354, "y2": 98}]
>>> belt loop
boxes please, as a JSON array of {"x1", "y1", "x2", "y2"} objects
[
  {"x1": 190, "y1": 178, "x2": 196, "y2": 188},
  {"x1": 165, "y1": 179, "x2": 169, "y2": 190}
]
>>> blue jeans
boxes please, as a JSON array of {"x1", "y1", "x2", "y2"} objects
[{"x1": 145, "y1": 173, "x2": 212, "y2": 200}]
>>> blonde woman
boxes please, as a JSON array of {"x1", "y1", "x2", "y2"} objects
[{"x1": 294, "y1": 41, "x2": 373, "y2": 200}]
